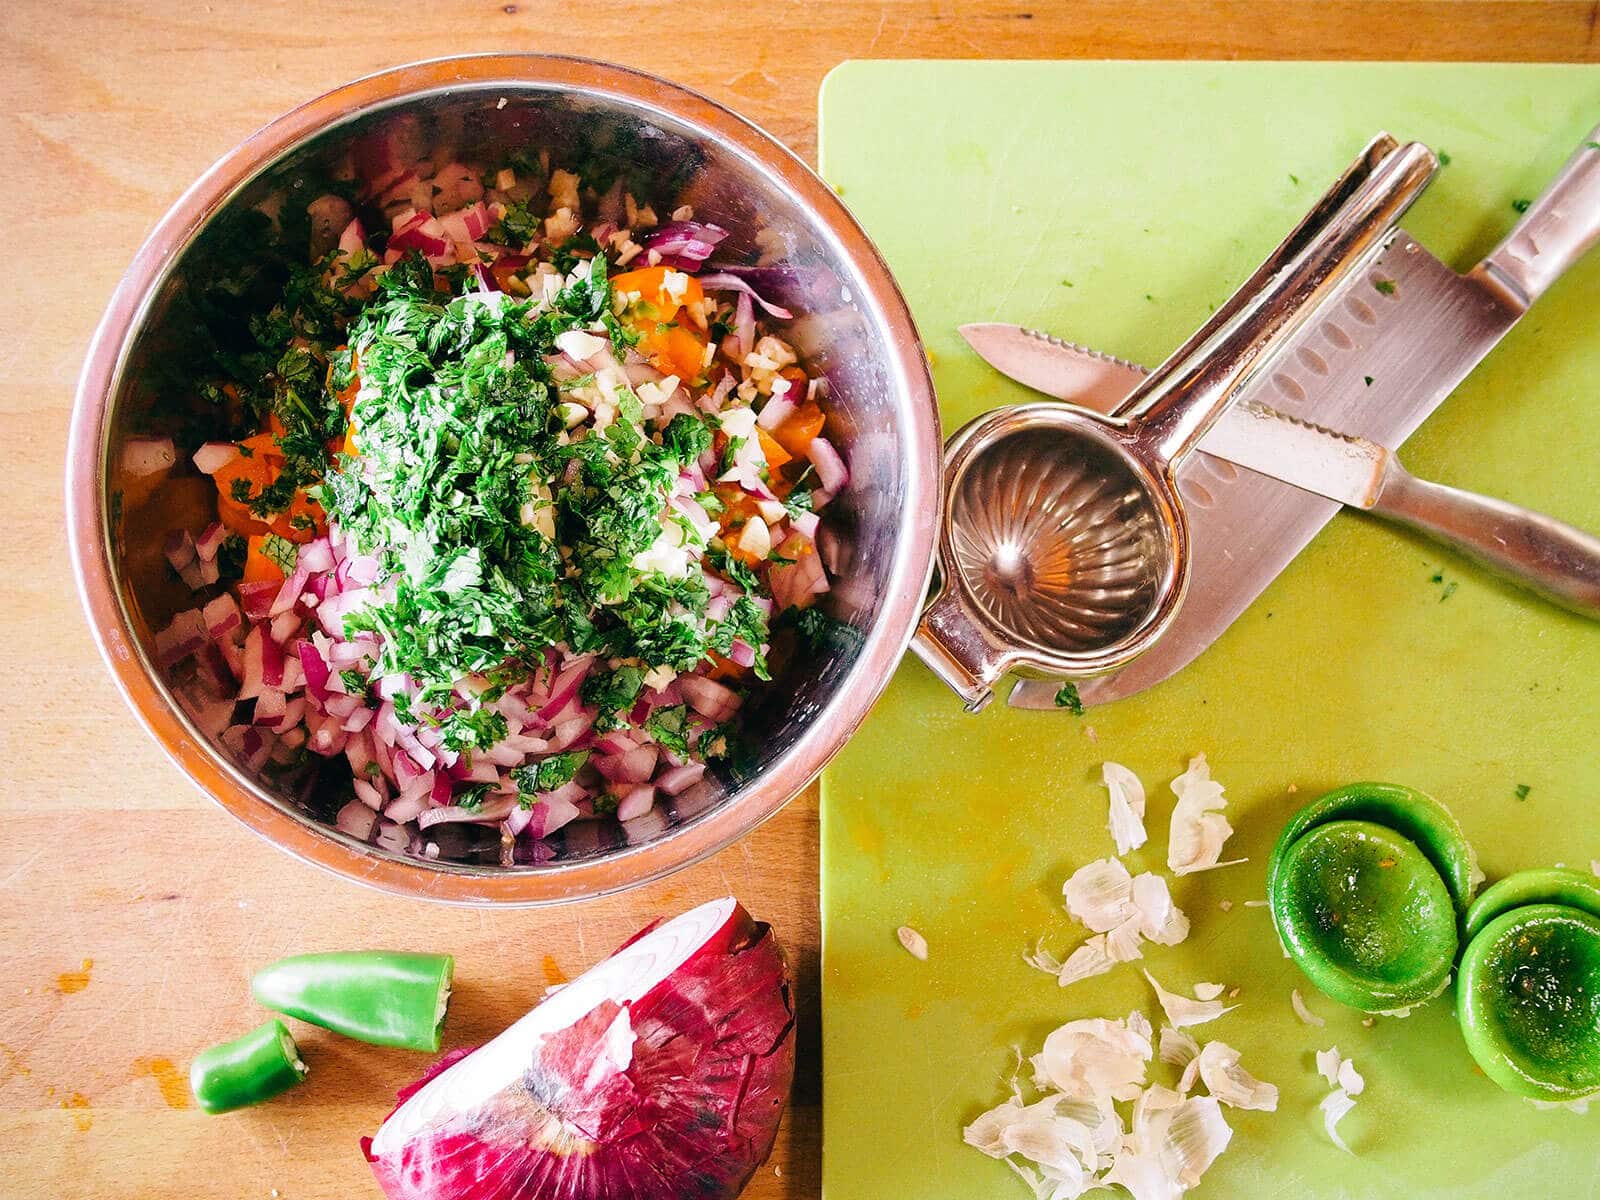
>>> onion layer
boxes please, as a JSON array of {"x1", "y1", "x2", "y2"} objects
[{"x1": 364, "y1": 897, "x2": 795, "y2": 1200}]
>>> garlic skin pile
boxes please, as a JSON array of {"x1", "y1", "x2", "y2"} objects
[
  {"x1": 974, "y1": 754, "x2": 1285, "y2": 1197},
  {"x1": 964, "y1": 1011, "x2": 1277, "y2": 1199}
]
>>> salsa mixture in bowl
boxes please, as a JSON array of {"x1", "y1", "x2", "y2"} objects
[
  {"x1": 70, "y1": 58, "x2": 941, "y2": 902},
  {"x1": 158, "y1": 140, "x2": 846, "y2": 867}
]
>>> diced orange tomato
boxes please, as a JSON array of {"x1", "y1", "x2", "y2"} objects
[
  {"x1": 643, "y1": 323, "x2": 708, "y2": 382},
  {"x1": 211, "y1": 447, "x2": 280, "y2": 537},
  {"x1": 771, "y1": 400, "x2": 825, "y2": 459},
  {"x1": 242, "y1": 534, "x2": 286, "y2": 583},
  {"x1": 274, "y1": 490, "x2": 326, "y2": 544},
  {"x1": 237, "y1": 432, "x2": 284, "y2": 460},
  {"x1": 704, "y1": 652, "x2": 748, "y2": 682},
  {"x1": 613, "y1": 267, "x2": 710, "y2": 382},
  {"x1": 610, "y1": 266, "x2": 704, "y2": 317},
  {"x1": 756, "y1": 428, "x2": 791, "y2": 472}
]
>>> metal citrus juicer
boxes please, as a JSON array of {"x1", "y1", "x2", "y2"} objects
[{"x1": 912, "y1": 138, "x2": 1438, "y2": 711}]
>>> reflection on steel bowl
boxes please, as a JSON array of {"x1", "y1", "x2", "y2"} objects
[{"x1": 68, "y1": 55, "x2": 940, "y2": 905}]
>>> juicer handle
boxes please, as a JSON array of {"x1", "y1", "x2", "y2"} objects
[
  {"x1": 1476, "y1": 123, "x2": 1600, "y2": 311},
  {"x1": 910, "y1": 588, "x2": 1016, "y2": 713},
  {"x1": 1128, "y1": 139, "x2": 1439, "y2": 467}
]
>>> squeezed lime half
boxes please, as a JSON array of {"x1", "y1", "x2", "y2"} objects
[
  {"x1": 1269, "y1": 782, "x2": 1479, "y2": 916},
  {"x1": 1271, "y1": 819, "x2": 1458, "y2": 1013},
  {"x1": 1459, "y1": 904, "x2": 1600, "y2": 1102},
  {"x1": 1463, "y1": 868, "x2": 1600, "y2": 945}
]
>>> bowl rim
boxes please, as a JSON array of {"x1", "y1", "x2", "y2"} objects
[{"x1": 66, "y1": 53, "x2": 941, "y2": 905}]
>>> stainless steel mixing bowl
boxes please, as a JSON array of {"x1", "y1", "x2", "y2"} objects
[{"x1": 67, "y1": 55, "x2": 940, "y2": 904}]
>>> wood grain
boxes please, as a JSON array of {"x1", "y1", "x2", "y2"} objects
[{"x1": 0, "y1": 2, "x2": 1592, "y2": 1196}]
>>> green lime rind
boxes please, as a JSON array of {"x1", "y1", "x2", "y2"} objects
[
  {"x1": 1270, "y1": 819, "x2": 1459, "y2": 1014},
  {"x1": 1268, "y1": 782, "x2": 1480, "y2": 916},
  {"x1": 1458, "y1": 904, "x2": 1600, "y2": 1102},
  {"x1": 1462, "y1": 868, "x2": 1600, "y2": 945}
]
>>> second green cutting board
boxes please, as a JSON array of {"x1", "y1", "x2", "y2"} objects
[{"x1": 819, "y1": 61, "x2": 1600, "y2": 1199}]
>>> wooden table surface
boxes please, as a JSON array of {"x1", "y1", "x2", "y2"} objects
[{"x1": 2, "y1": 3, "x2": 1593, "y2": 1196}]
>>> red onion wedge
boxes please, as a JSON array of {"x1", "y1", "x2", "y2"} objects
[{"x1": 364, "y1": 897, "x2": 794, "y2": 1200}]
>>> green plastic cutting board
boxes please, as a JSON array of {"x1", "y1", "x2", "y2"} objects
[{"x1": 818, "y1": 61, "x2": 1600, "y2": 1199}]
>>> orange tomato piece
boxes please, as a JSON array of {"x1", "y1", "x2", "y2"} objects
[
  {"x1": 268, "y1": 490, "x2": 327, "y2": 544},
  {"x1": 211, "y1": 448, "x2": 278, "y2": 536},
  {"x1": 643, "y1": 323, "x2": 709, "y2": 382},
  {"x1": 756, "y1": 427, "x2": 792, "y2": 471},
  {"x1": 237, "y1": 432, "x2": 284, "y2": 460},
  {"x1": 772, "y1": 401, "x2": 825, "y2": 459},
  {"x1": 704, "y1": 652, "x2": 748, "y2": 682},
  {"x1": 242, "y1": 534, "x2": 286, "y2": 583},
  {"x1": 611, "y1": 266, "x2": 704, "y2": 317}
]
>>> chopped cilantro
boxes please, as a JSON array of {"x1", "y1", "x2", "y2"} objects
[
  {"x1": 644, "y1": 704, "x2": 691, "y2": 758},
  {"x1": 1511, "y1": 198, "x2": 1531, "y2": 214},
  {"x1": 454, "y1": 783, "x2": 493, "y2": 812},
  {"x1": 485, "y1": 198, "x2": 541, "y2": 247},
  {"x1": 700, "y1": 718, "x2": 755, "y2": 777},
  {"x1": 1053, "y1": 682, "x2": 1085, "y2": 715},
  {"x1": 1373, "y1": 280, "x2": 1396, "y2": 296},
  {"x1": 783, "y1": 481, "x2": 814, "y2": 518},
  {"x1": 1438, "y1": 151, "x2": 1452, "y2": 166},
  {"x1": 1514, "y1": 783, "x2": 1531, "y2": 801},
  {"x1": 581, "y1": 665, "x2": 646, "y2": 730},
  {"x1": 512, "y1": 750, "x2": 590, "y2": 801},
  {"x1": 338, "y1": 669, "x2": 368, "y2": 695},
  {"x1": 438, "y1": 707, "x2": 508, "y2": 752}
]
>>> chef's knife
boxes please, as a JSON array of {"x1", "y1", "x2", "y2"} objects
[{"x1": 974, "y1": 124, "x2": 1600, "y2": 711}]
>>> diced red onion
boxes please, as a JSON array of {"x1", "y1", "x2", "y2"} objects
[
  {"x1": 615, "y1": 785, "x2": 655, "y2": 821},
  {"x1": 679, "y1": 674, "x2": 741, "y2": 723},
  {"x1": 656, "y1": 761, "x2": 707, "y2": 797},
  {"x1": 756, "y1": 394, "x2": 796, "y2": 431},
  {"x1": 296, "y1": 640, "x2": 331, "y2": 702},
  {"x1": 698, "y1": 272, "x2": 793, "y2": 319},
  {"x1": 192, "y1": 441, "x2": 238, "y2": 475},
  {"x1": 195, "y1": 521, "x2": 228, "y2": 562},
  {"x1": 238, "y1": 581, "x2": 279, "y2": 622},
  {"x1": 163, "y1": 529, "x2": 196, "y2": 573},
  {"x1": 121, "y1": 436, "x2": 177, "y2": 478},
  {"x1": 417, "y1": 793, "x2": 518, "y2": 828},
  {"x1": 337, "y1": 798, "x2": 380, "y2": 841},
  {"x1": 806, "y1": 435, "x2": 848, "y2": 493},
  {"x1": 638, "y1": 220, "x2": 729, "y2": 272},
  {"x1": 338, "y1": 217, "x2": 368, "y2": 259}
]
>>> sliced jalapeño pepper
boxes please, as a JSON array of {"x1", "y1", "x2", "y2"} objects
[
  {"x1": 190, "y1": 1018, "x2": 308, "y2": 1114},
  {"x1": 251, "y1": 950, "x2": 454, "y2": 1052}
]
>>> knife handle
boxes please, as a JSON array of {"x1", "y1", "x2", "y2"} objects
[
  {"x1": 1477, "y1": 124, "x2": 1600, "y2": 311},
  {"x1": 1375, "y1": 467, "x2": 1600, "y2": 619}
]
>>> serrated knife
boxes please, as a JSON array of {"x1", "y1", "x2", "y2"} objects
[
  {"x1": 976, "y1": 123, "x2": 1600, "y2": 711},
  {"x1": 960, "y1": 335, "x2": 1600, "y2": 617}
]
